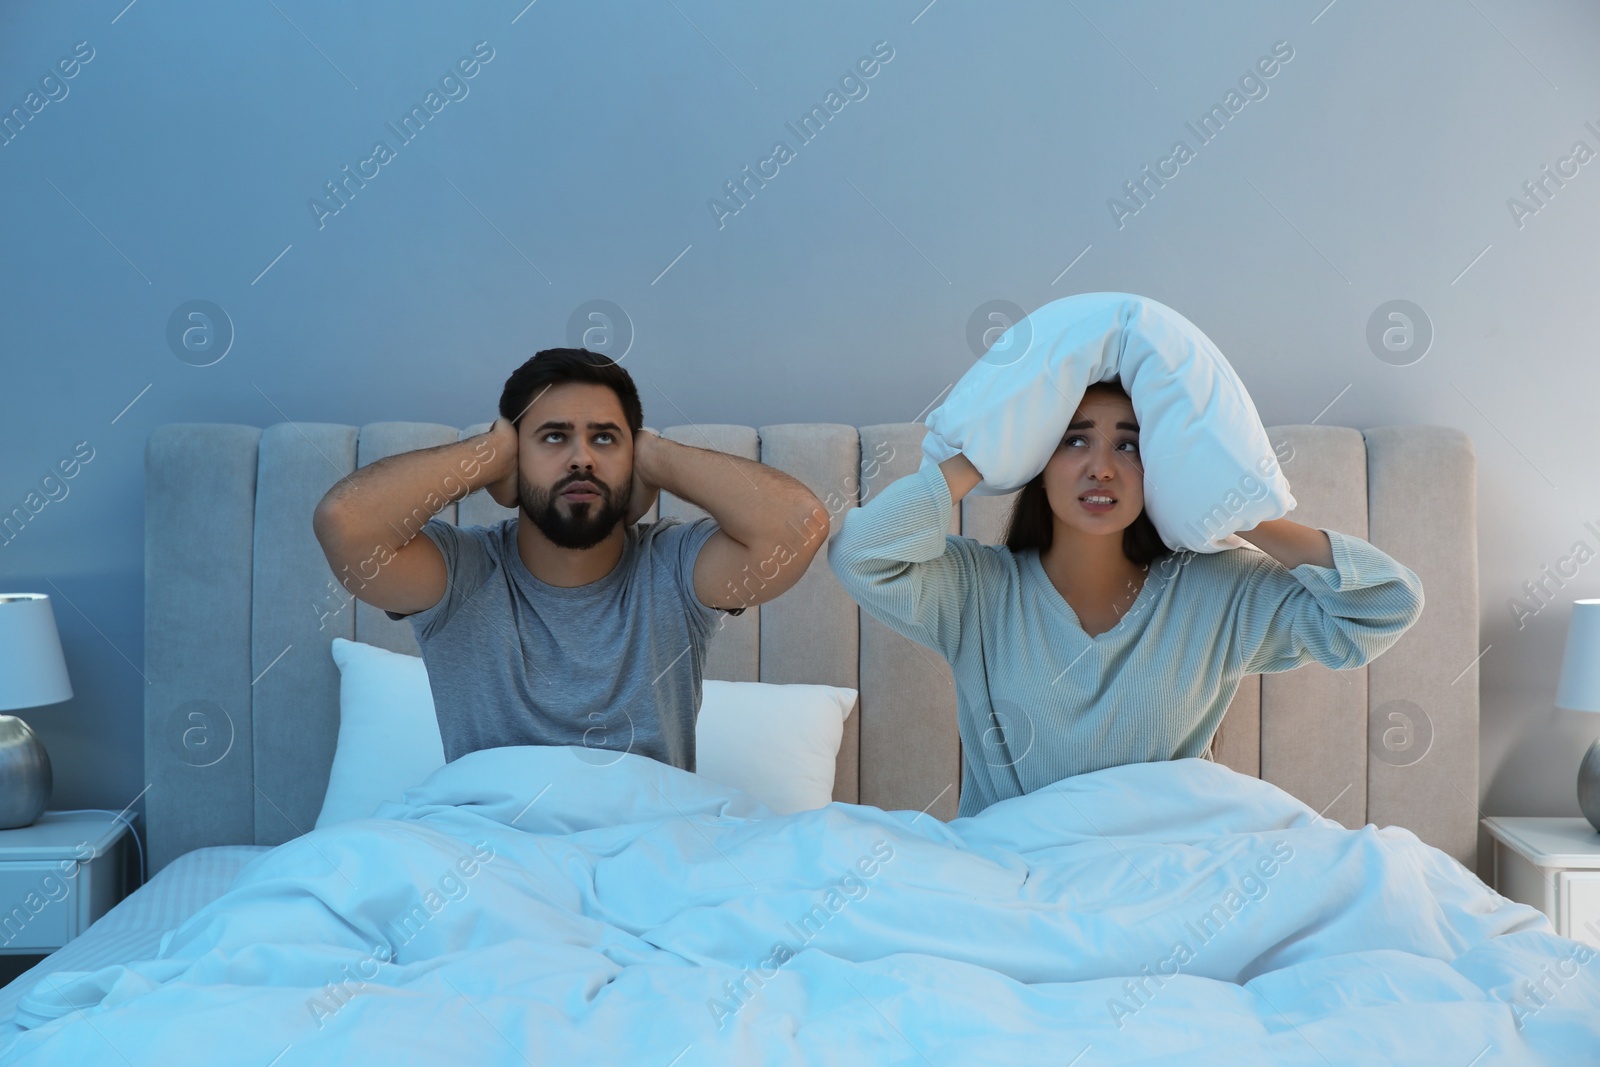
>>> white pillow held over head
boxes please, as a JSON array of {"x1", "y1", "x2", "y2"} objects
[{"x1": 921, "y1": 291, "x2": 1295, "y2": 553}]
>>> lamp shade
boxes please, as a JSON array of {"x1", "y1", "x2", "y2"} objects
[
  {"x1": 0, "y1": 593, "x2": 73, "y2": 711},
  {"x1": 1555, "y1": 599, "x2": 1600, "y2": 714}
]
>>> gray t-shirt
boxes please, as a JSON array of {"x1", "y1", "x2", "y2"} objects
[{"x1": 385, "y1": 515, "x2": 728, "y2": 770}]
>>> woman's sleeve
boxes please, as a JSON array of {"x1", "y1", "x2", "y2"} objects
[
  {"x1": 1234, "y1": 528, "x2": 1425, "y2": 675},
  {"x1": 826, "y1": 460, "x2": 980, "y2": 661}
]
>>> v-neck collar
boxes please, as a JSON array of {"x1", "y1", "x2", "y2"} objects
[{"x1": 1021, "y1": 549, "x2": 1158, "y2": 643}]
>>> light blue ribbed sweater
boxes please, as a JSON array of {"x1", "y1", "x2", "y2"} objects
[{"x1": 827, "y1": 462, "x2": 1426, "y2": 816}]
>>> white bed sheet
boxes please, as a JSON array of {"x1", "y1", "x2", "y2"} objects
[
  {"x1": 1, "y1": 745, "x2": 1596, "y2": 1065},
  {"x1": 0, "y1": 844, "x2": 269, "y2": 1044}
]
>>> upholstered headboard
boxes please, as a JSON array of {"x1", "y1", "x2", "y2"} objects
[{"x1": 143, "y1": 422, "x2": 1479, "y2": 877}]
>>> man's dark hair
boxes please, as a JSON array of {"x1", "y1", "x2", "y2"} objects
[
  {"x1": 499, "y1": 348, "x2": 643, "y2": 436},
  {"x1": 1001, "y1": 378, "x2": 1172, "y2": 567}
]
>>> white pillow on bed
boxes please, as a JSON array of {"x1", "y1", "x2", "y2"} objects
[
  {"x1": 693, "y1": 679, "x2": 857, "y2": 815},
  {"x1": 317, "y1": 638, "x2": 857, "y2": 825},
  {"x1": 921, "y1": 291, "x2": 1296, "y2": 553},
  {"x1": 316, "y1": 638, "x2": 446, "y2": 829}
]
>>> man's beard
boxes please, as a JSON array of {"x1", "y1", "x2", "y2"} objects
[{"x1": 519, "y1": 472, "x2": 628, "y2": 550}]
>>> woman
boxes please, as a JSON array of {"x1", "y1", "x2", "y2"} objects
[{"x1": 827, "y1": 378, "x2": 1425, "y2": 817}]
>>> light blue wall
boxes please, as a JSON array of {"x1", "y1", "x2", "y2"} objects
[{"x1": 2, "y1": 1, "x2": 1598, "y2": 838}]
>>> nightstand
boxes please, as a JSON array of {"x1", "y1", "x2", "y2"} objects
[
  {"x1": 1482, "y1": 816, "x2": 1600, "y2": 949},
  {"x1": 0, "y1": 811, "x2": 132, "y2": 955}
]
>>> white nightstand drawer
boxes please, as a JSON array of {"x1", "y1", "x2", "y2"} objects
[
  {"x1": 1483, "y1": 816, "x2": 1600, "y2": 946},
  {"x1": 1560, "y1": 871, "x2": 1600, "y2": 948},
  {"x1": 0, "y1": 861, "x2": 78, "y2": 950},
  {"x1": 0, "y1": 811, "x2": 133, "y2": 955}
]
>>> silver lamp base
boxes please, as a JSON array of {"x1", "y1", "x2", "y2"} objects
[
  {"x1": 0, "y1": 715, "x2": 51, "y2": 829},
  {"x1": 1581, "y1": 737, "x2": 1600, "y2": 834}
]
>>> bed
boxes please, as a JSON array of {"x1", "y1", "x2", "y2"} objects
[{"x1": 1, "y1": 418, "x2": 1595, "y2": 1064}]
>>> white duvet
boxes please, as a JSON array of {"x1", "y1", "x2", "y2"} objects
[{"x1": 3, "y1": 746, "x2": 1596, "y2": 1065}]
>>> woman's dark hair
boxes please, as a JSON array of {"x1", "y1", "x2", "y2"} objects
[
  {"x1": 499, "y1": 348, "x2": 643, "y2": 436},
  {"x1": 1001, "y1": 379, "x2": 1172, "y2": 568}
]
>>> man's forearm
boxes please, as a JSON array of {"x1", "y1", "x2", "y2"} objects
[
  {"x1": 313, "y1": 433, "x2": 501, "y2": 553},
  {"x1": 640, "y1": 435, "x2": 826, "y2": 550}
]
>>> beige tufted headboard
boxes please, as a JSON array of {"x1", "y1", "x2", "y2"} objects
[{"x1": 143, "y1": 421, "x2": 1479, "y2": 877}]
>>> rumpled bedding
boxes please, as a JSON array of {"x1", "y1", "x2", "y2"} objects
[{"x1": 2, "y1": 745, "x2": 1594, "y2": 1065}]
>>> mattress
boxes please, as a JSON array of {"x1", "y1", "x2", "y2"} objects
[{"x1": 0, "y1": 845, "x2": 269, "y2": 1041}]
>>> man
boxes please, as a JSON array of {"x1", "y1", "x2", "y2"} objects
[{"x1": 312, "y1": 348, "x2": 830, "y2": 771}]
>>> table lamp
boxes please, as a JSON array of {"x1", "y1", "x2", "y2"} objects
[
  {"x1": 0, "y1": 592, "x2": 71, "y2": 829},
  {"x1": 1555, "y1": 598, "x2": 1600, "y2": 833}
]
